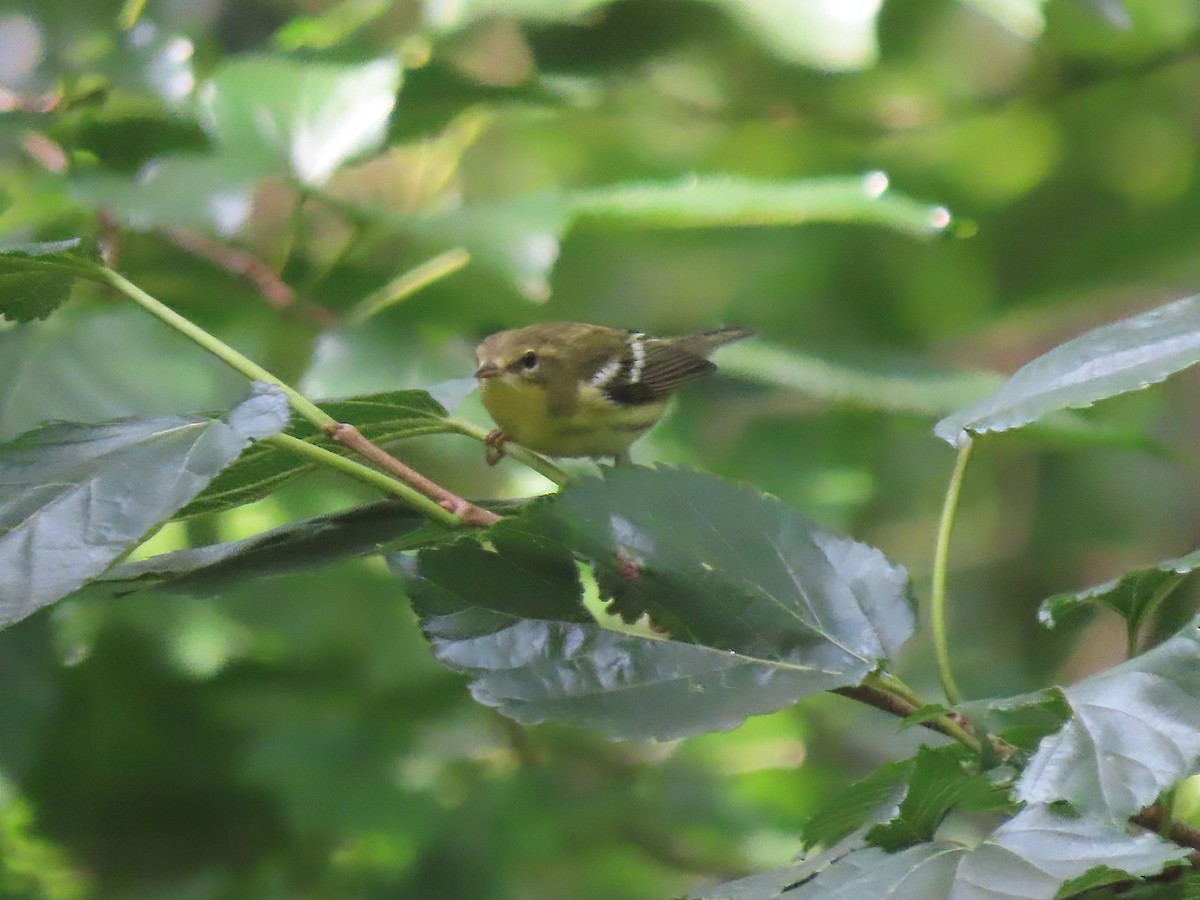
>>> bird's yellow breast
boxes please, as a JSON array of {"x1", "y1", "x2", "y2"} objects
[{"x1": 479, "y1": 376, "x2": 668, "y2": 458}]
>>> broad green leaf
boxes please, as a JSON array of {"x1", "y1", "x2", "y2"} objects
[
  {"x1": 936, "y1": 296, "x2": 1200, "y2": 446},
  {"x1": 1039, "y1": 549, "x2": 1200, "y2": 630},
  {"x1": 801, "y1": 758, "x2": 913, "y2": 850},
  {"x1": 401, "y1": 466, "x2": 914, "y2": 740},
  {"x1": 0, "y1": 307, "x2": 250, "y2": 442},
  {"x1": 527, "y1": 467, "x2": 915, "y2": 663},
  {"x1": 1016, "y1": 617, "x2": 1200, "y2": 819},
  {"x1": 961, "y1": 688, "x2": 1071, "y2": 754},
  {"x1": 951, "y1": 804, "x2": 1186, "y2": 898},
  {"x1": 71, "y1": 155, "x2": 263, "y2": 236},
  {"x1": 406, "y1": 194, "x2": 568, "y2": 303},
  {"x1": 0, "y1": 384, "x2": 290, "y2": 627},
  {"x1": 93, "y1": 500, "x2": 442, "y2": 599},
  {"x1": 789, "y1": 842, "x2": 964, "y2": 898},
  {"x1": 568, "y1": 174, "x2": 951, "y2": 237},
  {"x1": 0, "y1": 239, "x2": 104, "y2": 322},
  {"x1": 866, "y1": 746, "x2": 1014, "y2": 852},
  {"x1": 697, "y1": 832, "x2": 872, "y2": 900},
  {"x1": 198, "y1": 56, "x2": 402, "y2": 186},
  {"x1": 179, "y1": 389, "x2": 452, "y2": 518}
]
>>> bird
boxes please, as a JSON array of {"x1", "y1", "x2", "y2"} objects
[{"x1": 473, "y1": 321, "x2": 752, "y2": 464}]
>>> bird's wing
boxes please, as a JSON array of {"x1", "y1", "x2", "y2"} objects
[{"x1": 600, "y1": 338, "x2": 717, "y2": 405}]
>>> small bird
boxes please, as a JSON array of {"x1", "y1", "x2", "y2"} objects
[{"x1": 474, "y1": 322, "x2": 752, "y2": 464}]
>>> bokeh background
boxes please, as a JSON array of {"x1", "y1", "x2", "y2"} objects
[{"x1": 3, "y1": 0, "x2": 1200, "y2": 896}]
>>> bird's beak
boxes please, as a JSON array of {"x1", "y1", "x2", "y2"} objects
[{"x1": 474, "y1": 362, "x2": 502, "y2": 379}]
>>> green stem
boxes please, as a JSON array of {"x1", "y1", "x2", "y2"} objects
[
  {"x1": 851, "y1": 673, "x2": 981, "y2": 754},
  {"x1": 931, "y1": 436, "x2": 974, "y2": 706},
  {"x1": 100, "y1": 268, "x2": 335, "y2": 431},
  {"x1": 347, "y1": 248, "x2": 471, "y2": 325},
  {"x1": 266, "y1": 434, "x2": 460, "y2": 526},
  {"x1": 449, "y1": 418, "x2": 575, "y2": 486}
]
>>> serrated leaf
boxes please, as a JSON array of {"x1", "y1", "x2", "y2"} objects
[
  {"x1": 569, "y1": 174, "x2": 951, "y2": 237},
  {"x1": 698, "y1": 831, "x2": 869, "y2": 900},
  {"x1": 0, "y1": 239, "x2": 105, "y2": 322},
  {"x1": 867, "y1": 746, "x2": 1014, "y2": 852},
  {"x1": 1016, "y1": 617, "x2": 1200, "y2": 819},
  {"x1": 178, "y1": 389, "x2": 451, "y2": 518},
  {"x1": 93, "y1": 500, "x2": 442, "y2": 599},
  {"x1": 198, "y1": 56, "x2": 402, "y2": 186},
  {"x1": 801, "y1": 758, "x2": 913, "y2": 850},
  {"x1": 936, "y1": 296, "x2": 1200, "y2": 446},
  {"x1": 791, "y1": 842, "x2": 964, "y2": 898},
  {"x1": 1039, "y1": 549, "x2": 1200, "y2": 630},
  {"x1": 0, "y1": 384, "x2": 290, "y2": 626},
  {"x1": 528, "y1": 466, "x2": 915, "y2": 664},
  {"x1": 400, "y1": 466, "x2": 915, "y2": 741},
  {"x1": 951, "y1": 804, "x2": 1186, "y2": 899}
]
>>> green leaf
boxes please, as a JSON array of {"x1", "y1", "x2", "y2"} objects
[
  {"x1": 1039, "y1": 549, "x2": 1200, "y2": 630},
  {"x1": 951, "y1": 805, "x2": 1186, "y2": 897},
  {"x1": 406, "y1": 194, "x2": 569, "y2": 303},
  {"x1": 199, "y1": 56, "x2": 402, "y2": 186},
  {"x1": 178, "y1": 389, "x2": 451, "y2": 518},
  {"x1": 401, "y1": 466, "x2": 915, "y2": 740},
  {"x1": 936, "y1": 296, "x2": 1200, "y2": 446},
  {"x1": 568, "y1": 174, "x2": 951, "y2": 237},
  {"x1": 71, "y1": 155, "x2": 264, "y2": 236},
  {"x1": 696, "y1": 832, "x2": 871, "y2": 899},
  {"x1": 801, "y1": 758, "x2": 913, "y2": 850},
  {"x1": 0, "y1": 240, "x2": 104, "y2": 322},
  {"x1": 0, "y1": 384, "x2": 290, "y2": 627},
  {"x1": 93, "y1": 500, "x2": 444, "y2": 599},
  {"x1": 866, "y1": 746, "x2": 1014, "y2": 852},
  {"x1": 529, "y1": 467, "x2": 914, "y2": 660},
  {"x1": 789, "y1": 842, "x2": 964, "y2": 898},
  {"x1": 0, "y1": 306, "x2": 251, "y2": 442},
  {"x1": 1016, "y1": 617, "x2": 1200, "y2": 819}
]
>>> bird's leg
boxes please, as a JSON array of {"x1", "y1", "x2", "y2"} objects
[{"x1": 484, "y1": 429, "x2": 509, "y2": 466}]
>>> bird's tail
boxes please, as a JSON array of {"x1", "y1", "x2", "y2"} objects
[{"x1": 679, "y1": 326, "x2": 755, "y2": 357}]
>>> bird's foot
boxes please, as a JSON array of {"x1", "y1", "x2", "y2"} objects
[{"x1": 484, "y1": 429, "x2": 508, "y2": 466}]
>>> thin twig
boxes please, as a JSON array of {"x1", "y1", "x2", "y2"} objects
[
  {"x1": 160, "y1": 226, "x2": 339, "y2": 327},
  {"x1": 325, "y1": 422, "x2": 500, "y2": 526}
]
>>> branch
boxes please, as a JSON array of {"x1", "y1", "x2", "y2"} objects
[
  {"x1": 160, "y1": 226, "x2": 339, "y2": 327},
  {"x1": 325, "y1": 422, "x2": 500, "y2": 526}
]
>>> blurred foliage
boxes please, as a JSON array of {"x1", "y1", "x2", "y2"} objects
[{"x1": 3, "y1": 0, "x2": 1200, "y2": 896}]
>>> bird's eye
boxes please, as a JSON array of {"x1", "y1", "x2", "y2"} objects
[{"x1": 519, "y1": 350, "x2": 538, "y2": 370}]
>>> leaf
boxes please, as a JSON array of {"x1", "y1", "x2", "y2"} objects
[
  {"x1": 528, "y1": 467, "x2": 915, "y2": 663},
  {"x1": 71, "y1": 155, "x2": 263, "y2": 236},
  {"x1": 0, "y1": 384, "x2": 290, "y2": 627},
  {"x1": 697, "y1": 832, "x2": 871, "y2": 900},
  {"x1": 801, "y1": 758, "x2": 913, "y2": 850},
  {"x1": 198, "y1": 56, "x2": 402, "y2": 186},
  {"x1": 1039, "y1": 549, "x2": 1200, "y2": 631},
  {"x1": 866, "y1": 746, "x2": 1014, "y2": 852},
  {"x1": 935, "y1": 296, "x2": 1200, "y2": 446},
  {"x1": 406, "y1": 194, "x2": 569, "y2": 303},
  {"x1": 92, "y1": 500, "x2": 444, "y2": 599},
  {"x1": 951, "y1": 804, "x2": 1187, "y2": 899},
  {"x1": 0, "y1": 239, "x2": 104, "y2": 322},
  {"x1": 178, "y1": 389, "x2": 452, "y2": 518},
  {"x1": 789, "y1": 842, "x2": 964, "y2": 898},
  {"x1": 0, "y1": 306, "x2": 251, "y2": 442},
  {"x1": 1016, "y1": 617, "x2": 1200, "y2": 820},
  {"x1": 568, "y1": 174, "x2": 951, "y2": 237},
  {"x1": 400, "y1": 466, "x2": 915, "y2": 741}
]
